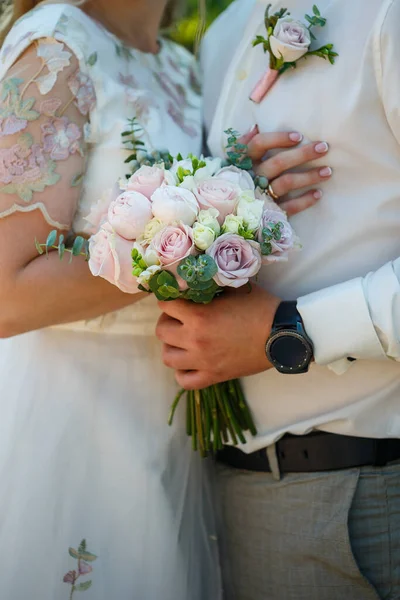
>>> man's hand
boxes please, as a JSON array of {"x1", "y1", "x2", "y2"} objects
[{"x1": 156, "y1": 284, "x2": 281, "y2": 389}]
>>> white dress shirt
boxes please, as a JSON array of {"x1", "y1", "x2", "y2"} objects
[{"x1": 202, "y1": 0, "x2": 400, "y2": 452}]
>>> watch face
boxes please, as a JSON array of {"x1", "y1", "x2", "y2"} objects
[{"x1": 266, "y1": 331, "x2": 313, "y2": 373}]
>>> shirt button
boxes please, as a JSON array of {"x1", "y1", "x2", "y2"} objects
[{"x1": 236, "y1": 69, "x2": 248, "y2": 81}]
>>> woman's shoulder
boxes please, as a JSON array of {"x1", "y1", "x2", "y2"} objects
[{"x1": 0, "y1": 3, "x2": 105, "y2": 71}]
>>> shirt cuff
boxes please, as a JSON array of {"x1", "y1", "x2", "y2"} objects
[{"x1": 297, "y1": 277, "x2": 387, "y2": 366}]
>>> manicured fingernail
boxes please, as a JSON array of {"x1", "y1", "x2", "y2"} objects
[
  {"x1": 315, "y1": 142, "x2": 329, "y2": 153},
  {"x1": 313, "y1": 189, "x2": 323, "y2": 199},
  {"x1": 289, "y1": 132, "x2": 302, "y2": 142},
  {"x1": 319, "y1": 167, "x2": 332, "y2": 177},
  {"x1": 250, "y1": 124, "x2": 259, "y2": 133}
]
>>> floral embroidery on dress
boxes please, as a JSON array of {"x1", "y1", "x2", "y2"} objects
[
  {"x1": 68, "y1": 70, "x2": 96, "y2": 116},
  {"x1": 0, "y1": 132, "x2": 60, "y2": 201},
  {"x1": 35, "y1": 39, "x2": 72, "y2": 95},
  {"x1": 40, "y1": 97, "x2": 63, "y2": 117},
  {"x1": 118, "y1": 73, "x2": 139, "y2": 89},
  {"x1": 0, "y1": 77, "x2": 40, "y2": 137},
  {"x1": 167, "y1": 101, "x2": 197, "y2": 138},
  {"x1": 63, "y1": 539, "x2": 97, "y2": 597},
  {"x1": 41, "y1": 116, "x2": 82, "y2": 160},
  {"x1": 152, "y1": 70, "x2": 198, "y2": 138}
]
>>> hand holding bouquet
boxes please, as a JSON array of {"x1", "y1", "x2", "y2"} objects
[{"x1": 39, "y1": 132, "x2": 299, "y2": 456}]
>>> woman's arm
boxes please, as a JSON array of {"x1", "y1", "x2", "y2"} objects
[{"x1": 0, "y1": 42, "x2": 144, "y2": 338}]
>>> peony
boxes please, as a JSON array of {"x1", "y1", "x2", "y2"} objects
[
  {"x1": 194, "y1": 178, "x2": 241, "y2": 225},
  {"x1": 237, "y1": 190, "x2": 264, "y2": 231},
  {"x1": 151, "y1": 222, "x2": 195, "y2": 267},
  {"x1": 258, "y1": 208, "x2": 296, "y2": 262},
  {"x1": 196, "y1": 208, "x2": 221, "y2": 235},
  {"x1": 270, "y1": 16, "x2": 311, "y2": 63},
  {"x1": 84, "y1": 183, "x2": 122, "y2": 235},
  {"x1": 88, "y1": 223, "x2": 138, "y2": 294},
  {"x1": 206, "y1": 233, "x2": 262, "y2": 288},
  {"x1": 222, "y1": 214, "x2": 244, "y2": 235},
  {"x1": 151, "y1": 185, "x2": 199, "y2": 226},
  {"x1": 108, "y1": 190, "x2": 152, "y2": 240},
  {"x1": 193, "y1": 222, "x2": 216, "y2": 250},
  {"x1": 126, "y1": 165, "x2": 168, "y2": 199},
  {"x1": 215, "y1": 165, "x2": 255, "y2": 191}
]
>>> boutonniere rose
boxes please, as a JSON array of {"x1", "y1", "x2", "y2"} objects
[{"x1": 251, "y1": 4, "x2": 338, "y2": 103}]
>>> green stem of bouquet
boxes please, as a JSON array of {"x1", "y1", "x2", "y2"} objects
[{"x1": 168, "y1": 380, "x2": 257, "y2": 458}]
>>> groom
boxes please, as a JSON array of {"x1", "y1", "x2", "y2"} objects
[{"x1": 156, "y1": 0, "x2": 400, "y2": 598}]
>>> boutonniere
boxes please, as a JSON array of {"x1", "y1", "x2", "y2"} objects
[{"x1": 250, "y1": 4, "x2": 338, "y2": 103}]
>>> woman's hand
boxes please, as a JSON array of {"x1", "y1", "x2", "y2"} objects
[{"x1": 243, "y1": 127, "x2": 331, "y2": 216}]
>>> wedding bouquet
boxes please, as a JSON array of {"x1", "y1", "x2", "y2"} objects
[{"x1": 38, "y1": 131, "x2": 298, "y2": 456}]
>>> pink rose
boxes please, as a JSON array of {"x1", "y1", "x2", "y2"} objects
[
  {"x1": 89, "y1": 223, "x2": 138, "y2": 294},
  {"x1": 126, "y1": 165, "x2": 165, "y2": 199},
  {"x1": 258, "y1": 208, "x2": 296, "y2": 262},
  {"x1": 206, "y1": 233, "x2": 262, "y2": 288},
  {"x1": 194, "y1": 178, "x2": 240, "y2": 224},
  {"x1": 151, "y1": 222, "x2": 195, "y2": 267},
  {"x1": 151, "y1": 186, "x2": 198, "y2": 226},
  {"x1": 215, "y1": 166, "x2": 255, "y2": 191},
  {"x1": 108, "y1": 190, "x2": 152, "y2": 240}
]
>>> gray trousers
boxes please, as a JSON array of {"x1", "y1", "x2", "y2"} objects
[{"x1": 216, "y1": 459, "x2": 400, "y2": 600}]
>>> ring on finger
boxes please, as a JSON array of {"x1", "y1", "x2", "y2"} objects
[{"x1": 267, "y1": 182, "x2": 280, "y2": 200}]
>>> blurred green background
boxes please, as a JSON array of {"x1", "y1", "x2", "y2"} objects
[{"x1": 172, "y1": 0, "x2": 234, "y2": 49}]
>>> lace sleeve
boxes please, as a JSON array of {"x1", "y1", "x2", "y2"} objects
[{"x1": 0, "y1": 38, "x2": 96, "y2": 230}]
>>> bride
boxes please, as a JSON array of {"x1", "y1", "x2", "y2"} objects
[{"x1": 0, "y1": 0, "x2": 332, "y2": 597}]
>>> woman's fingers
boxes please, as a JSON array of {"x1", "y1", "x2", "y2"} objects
[
  {"x1": 269, "y1": 166, "x2": 332, "y2": 197},
  {"x1": 256, "y1": 141, "x2": 329, "y2": 180},
  {"x1": 247, "y1": 131, "x2": 303, "y2": 161},
  {"x1": 279, "y1": 190, "x2": 323, "y2": 217}
]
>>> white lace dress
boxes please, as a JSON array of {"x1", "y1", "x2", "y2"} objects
[{"x1": 0, "y1": 5, "x2": 221, "y2": 599}]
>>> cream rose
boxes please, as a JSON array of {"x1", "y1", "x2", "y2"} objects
[
  {"x1": 237, "y1": 191, "x2": 264, "y2": 231},
  {"x1": 270, "y1": 16, "x2": 311, "y2": 63},
  {"x1": 193, "y1": 222, "x2": 216, "y2": 250},
  {"x1": 196, "y1": 208, "x2": 221, "y2": 236},
  {"x1": 222, "y1": 214, "x2": 244, "y2": 235}
]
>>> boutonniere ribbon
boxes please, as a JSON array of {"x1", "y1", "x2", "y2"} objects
[{"x1": 250, "y1": 4, "x2": 338, "y2": 103}]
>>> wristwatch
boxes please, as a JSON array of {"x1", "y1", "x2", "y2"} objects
[{"x1": 265, "y1": 301, "x2": 314, "y2": 374}]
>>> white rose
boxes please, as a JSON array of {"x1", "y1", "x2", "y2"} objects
[
  {"x1": 215, "y1": 166, "x2": 255, "y2": 191},
  {"x1": 237, "y1": 191, "x2": 264, "y2": 231},
  {"x1": 144, "y1": 246, "x2": 161, "y2": 266},
  {"x1": 151, "y1": 185, "x2": 199, "y2": 226},
  {"x1": 270, "y1": 16, "x2": 311, "y2": 63},
  {"x1": 196, "y1": 208, "x2": 221, "y2": 236},
  {"x1": 177, "y1": 157, "x2": 223, "y2": 191},
  {"x1": 137, "y1": 264, "x2": 162, "y2": 287},
  {"x1": 222, "y1": 214, "x2": 244, "y2": 234},
  {"x1": 193, "y1": 222, "x2": 216, "y2": 250},
  {"x1": 141, "y1": 217, "x2": 164, "y2": 244}
]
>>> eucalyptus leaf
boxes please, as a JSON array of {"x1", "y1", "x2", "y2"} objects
[
  {"x1": 46, "y1": 230, "x2": 57, "y2": 248},
  {"x1": 74, "y1": 581, "x2": 92, "y2": 591},
  {"x1": 72, "y1": 236, "x2": 85, "y2": 256}
]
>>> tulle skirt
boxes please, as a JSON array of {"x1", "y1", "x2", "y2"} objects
[{"x1": 0, "y1": 324, "x2": 222, "y2": 599}]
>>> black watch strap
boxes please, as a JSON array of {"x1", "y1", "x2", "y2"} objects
[{"x1": 272, "y1": 301, "x2": 299, "y2": 331}]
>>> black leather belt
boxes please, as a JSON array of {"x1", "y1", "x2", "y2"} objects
[{"x1": 216, "y1": 431, "x2": 400, "y2": 473}]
